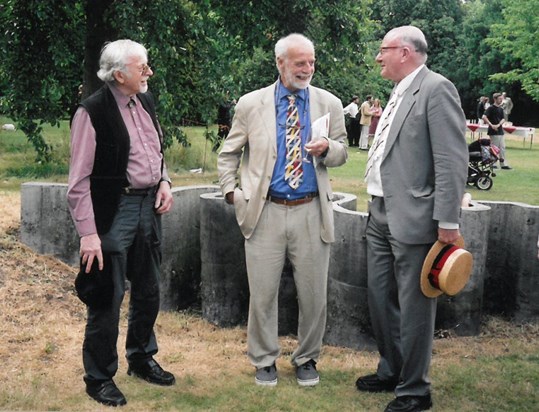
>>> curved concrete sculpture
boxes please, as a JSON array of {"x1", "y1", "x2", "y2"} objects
[
  {"x1": 480, "y1": 201, "x2": 539, "y2": 322},
  {"x1": 20, "y1": 183, "x2": 539, "y2": 348},
  {"x1": 435, "y1": 201, "x2": 491, "y2": 336},
  {"x1": 160, "y1": 185, "x2": 220, "y2": 310},
  {"x1": 20, "y1": 182, "x2": 220, "y2": 311}
]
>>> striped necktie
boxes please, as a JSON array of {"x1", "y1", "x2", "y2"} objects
[
  {"x1": 284, "y1": 94, "x2": 303, "y2": 189},
  {"x1": 364, "y1": 97, "x2": 397, "y2": 178}
]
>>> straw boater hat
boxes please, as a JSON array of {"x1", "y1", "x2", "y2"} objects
[{"x1": 420, "y1": 236, "x2": 473, "y2": 298}]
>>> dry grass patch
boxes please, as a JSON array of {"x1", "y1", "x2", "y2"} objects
[{"x1": 1, "y1": 191, "x2": 538, "y2": 411}]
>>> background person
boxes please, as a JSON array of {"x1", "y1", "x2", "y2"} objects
[
  {"x1": 358, "y1": 26, "x2": 468, "y2": 412},
  {"x1": 218, "y1": 33, "x2": 347, "y2": 388},
  {"x1": 368, "y1": 98, "x2": 383, "y2": 144},
  {"x1": 67, "y1": 39, "x2": 175, "y2": 407},
  {"x1": 343, "y1": 95, "x2": 360, "y2": 146},
  {"x1": 501, "y1": 92, "x2": 514, "y2": 122},
  {"x1": 358, "y1": 95, "x2": 373, "y2": 150},
  {"x1": 483, "y1": 92, "x2": 512, "y2": 170},
  {"x1": 476, "y1": 96, "x2": 487, "y2": 124},
  {"x1": 214, "y1": 90, "x2": 234, "y2": 152}
]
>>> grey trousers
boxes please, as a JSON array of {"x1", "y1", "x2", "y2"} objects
[
  {"x1": 366, "y1": 196, "x2": 436, "y2": 397},
  {"x1": 244, "y1": 199, "x2": 330, "y2": 368},
  {"x1": 83, "y1": 192, "x2": 162, "y2": 384},
  {"x1": 489, "y1": 133, "x2": 507, "y2": 166}
]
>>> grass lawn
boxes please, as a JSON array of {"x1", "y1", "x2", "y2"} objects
[{"x1": 2, "y1": 116, "x2": 538, "y2": 210}]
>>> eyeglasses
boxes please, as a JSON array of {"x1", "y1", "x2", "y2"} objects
[
  {"x1": 378, "y1": 46, "x2": 405, "y2": 55},
  {"x1": 139, "y1": 63, "x2": 152, "y2": 76}
]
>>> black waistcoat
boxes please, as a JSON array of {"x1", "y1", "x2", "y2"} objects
[{"x1": 80, "y1": 85, "x2": 162, "y2": 234}]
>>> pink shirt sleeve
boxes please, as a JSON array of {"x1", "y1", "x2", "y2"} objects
[{"x1": 67, "y1": 107, "x2": 98, "y2": 237}]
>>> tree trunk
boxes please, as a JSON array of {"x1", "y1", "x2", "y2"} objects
[{"x1": 82, "y1": 0, "x2": 118, "y2": 98}]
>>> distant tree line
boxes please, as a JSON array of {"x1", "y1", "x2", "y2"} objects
[{"x1": 0, "y1": 0, "x2": 537, "y2": 162}]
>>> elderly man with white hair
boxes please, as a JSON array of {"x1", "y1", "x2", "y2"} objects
[
  {"x1": 218, "y1": 33, "x2": 347, "y2": 388},
  {"x1": 68, "y1": 39, "x2": 175, "y2": 407}
]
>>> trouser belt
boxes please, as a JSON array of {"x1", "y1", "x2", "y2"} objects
[
  {"x1": 267, "y1": 192, "x2": 318, "y2": 206},
  {"x1": 121, "y1": 186, "x2": 156, "y2": 196}
]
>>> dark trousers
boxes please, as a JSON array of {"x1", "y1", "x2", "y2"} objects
[
  {"x1": 83, "y1": 192, "x2": 162, "y2": 384},
  {"x1": 366, "y1": 196, "x2": 436, "y2": 397},
  {"x1": 347, "y1": 118, "x2": 360, "y2": 146}
]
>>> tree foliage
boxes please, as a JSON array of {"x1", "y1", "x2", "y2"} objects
[
  {"x1": 1, "y1": 0, "x2": 539, "y2": 163},
  {"x1": 0, "y1": 0, "x2": 84, "y2": 162},
  {"x1": 487, "y1": 0, "x2": 539, "y2": 101}
]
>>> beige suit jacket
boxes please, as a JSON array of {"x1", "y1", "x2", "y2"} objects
[{"x1": 218, "y1": 81, "x2": 348, "y2": 242}]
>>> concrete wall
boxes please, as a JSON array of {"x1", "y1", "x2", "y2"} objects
[
  {"x1": 20, "y1": 182, "x2": 219, "y2": 311},
  {"x1": 21, "y1": 183, "x2": 80, "y2": 265},
  {"x1": 160, "y1": 185, "x2": 220, "y2": 310},
  {"x1": 479, "y1": 201, "x2": 539, "y2": 321},
  {"x1": 20, "y1": 183, "x2": 539, "y2": 349}
]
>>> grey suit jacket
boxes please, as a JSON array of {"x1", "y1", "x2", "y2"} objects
[
  {"x1": 218, "y1": 81, "x2": 348, "y2": 242},
  {"x1": 380, "y1": 67, "x2": 468, "y2": 245}
]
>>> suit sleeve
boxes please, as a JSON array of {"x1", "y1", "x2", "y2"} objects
[
  {"x1": 321, "y1": 98, "x2": 348, "y2": 168},
  {"x1": 428, "y1": 79, "x2": 468, "y2": 224},
  {"x1": 217, "y1": 97, "x2": 248, "y2": 196}
]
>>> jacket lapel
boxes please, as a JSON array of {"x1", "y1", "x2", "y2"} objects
[
  {"x1": 256, "y1": 81, "x2": 278, "y2": 155},
  {"x1": 383, "y1": 67, "x2": 429, "y2": 159}
]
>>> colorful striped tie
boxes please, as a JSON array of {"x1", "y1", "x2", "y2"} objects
[
  {"x1": 285, "y1": 94, "x2": 303, "y2": 189},
  {"x1": 364, "y1": 97, "x2": 396, "y2": 178}
]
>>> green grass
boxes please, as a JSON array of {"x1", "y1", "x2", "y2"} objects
[
  {"x1": 2, "y1": 117, "x2": 538, "y2": 209},
  {"x1": 0, "y1": 116, "x2": 222, "y2": 191},
  {"x1": 330, "y1": 132, "x2": 539, "y2": 211}
]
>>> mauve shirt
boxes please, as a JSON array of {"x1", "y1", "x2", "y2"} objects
[{"x1": 67, "y1": 83, "x2": 169, "y2": 237}]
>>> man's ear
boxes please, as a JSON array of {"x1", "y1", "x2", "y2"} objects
[{"x1": 113, "y1": 70, "x2": 125, "y2": 85}]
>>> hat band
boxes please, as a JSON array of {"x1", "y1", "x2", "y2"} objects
[{"x1": 428, "y1": 244, "x2": 460, "y2": 290}]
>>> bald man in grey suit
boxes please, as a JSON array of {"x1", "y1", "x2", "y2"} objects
[{"x1": 356, "y1": 26, "x2": 468, "y2": 412}]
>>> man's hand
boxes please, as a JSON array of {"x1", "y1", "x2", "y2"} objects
[
  {"x1": 305, "y1": 138, "x2": 329, "y2": 157},
  {"x1": 154, "y1": 180, "x2": 173, "y2": 214},
  {"x1": 80, "y1": 233, "x2": 103, "y2": 273},
  {"x1": 225, "y1": 192, "x2": 234, "y2": 205},
  {"x1": 438, "y1": 228, "x2": 460, "y2": 244}
]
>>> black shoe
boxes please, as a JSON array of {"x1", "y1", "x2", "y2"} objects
[
  {"x1": 86, "y1": 380, "x2": 127, "y2": 407},
  {"x1": 492, "y1": 165, "x2": 498, "y2": 169},
  {"x1": 356, "y1": 373, "x2": 398, "y2": 393},
  {"x1": 501, "y1": 165, "x2": 512, "y2": 170},
  {"x1": 128, "y1": 358, "x2": 176, "y2": 386},
  {"x1": 385, "y1": 394, "x2": 432, "y2": 412}
]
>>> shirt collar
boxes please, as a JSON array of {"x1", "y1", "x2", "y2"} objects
[
  {"x1": 394, "y1": 64, "x2": 425, "y2": 97},
  {"x1": 277, "y1": 79, "x2": 307, "y2": 102},
  {"x1": 108, "y1": 82, "x2": 135, "y2": 108}
]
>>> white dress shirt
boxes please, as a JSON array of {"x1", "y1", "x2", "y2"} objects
[{"x1": 343, "y1": 101, "x2": 359, "y2": 118}]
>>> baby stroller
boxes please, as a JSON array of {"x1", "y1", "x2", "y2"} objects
[{"x1": 467, "y1": 138, "x2": 499, "y2": 190}]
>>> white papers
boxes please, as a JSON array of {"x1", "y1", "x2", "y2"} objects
[
  {"x1": 308, "y1": 113, "x2": 330, "y2": 166},
  {"x1": 311, "y1": 112, "x2": 330, "y2": 141}
]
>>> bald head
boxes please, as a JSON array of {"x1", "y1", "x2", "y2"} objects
[
  {"x1": 385, "y1": 26, "x2": 428, "y2": 63},
  {"x1": 376, "y1": 25, "x2": 429, "y2": 82}
]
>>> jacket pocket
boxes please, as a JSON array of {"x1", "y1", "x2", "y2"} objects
[{"x1": 411, "y1": 186, "x2": 434, "y2": 198}]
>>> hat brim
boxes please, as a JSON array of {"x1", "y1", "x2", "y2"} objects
[
  {"x1": 420, "y1": 236, "x2": 472, "y2": 298},
  {"x1": 74, "y1": 254, "x2": 114, "y2": 309}
]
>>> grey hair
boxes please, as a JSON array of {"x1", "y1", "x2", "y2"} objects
[
  {"x1": 388, "y1": 26, "x2": 428, "y2": 64},
  {"x1": 274, "y1": 33, "x2": 315, "y2": 60},
  {"x1": 97, "y1": 39, "x2": 148, "y2": 83}
]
